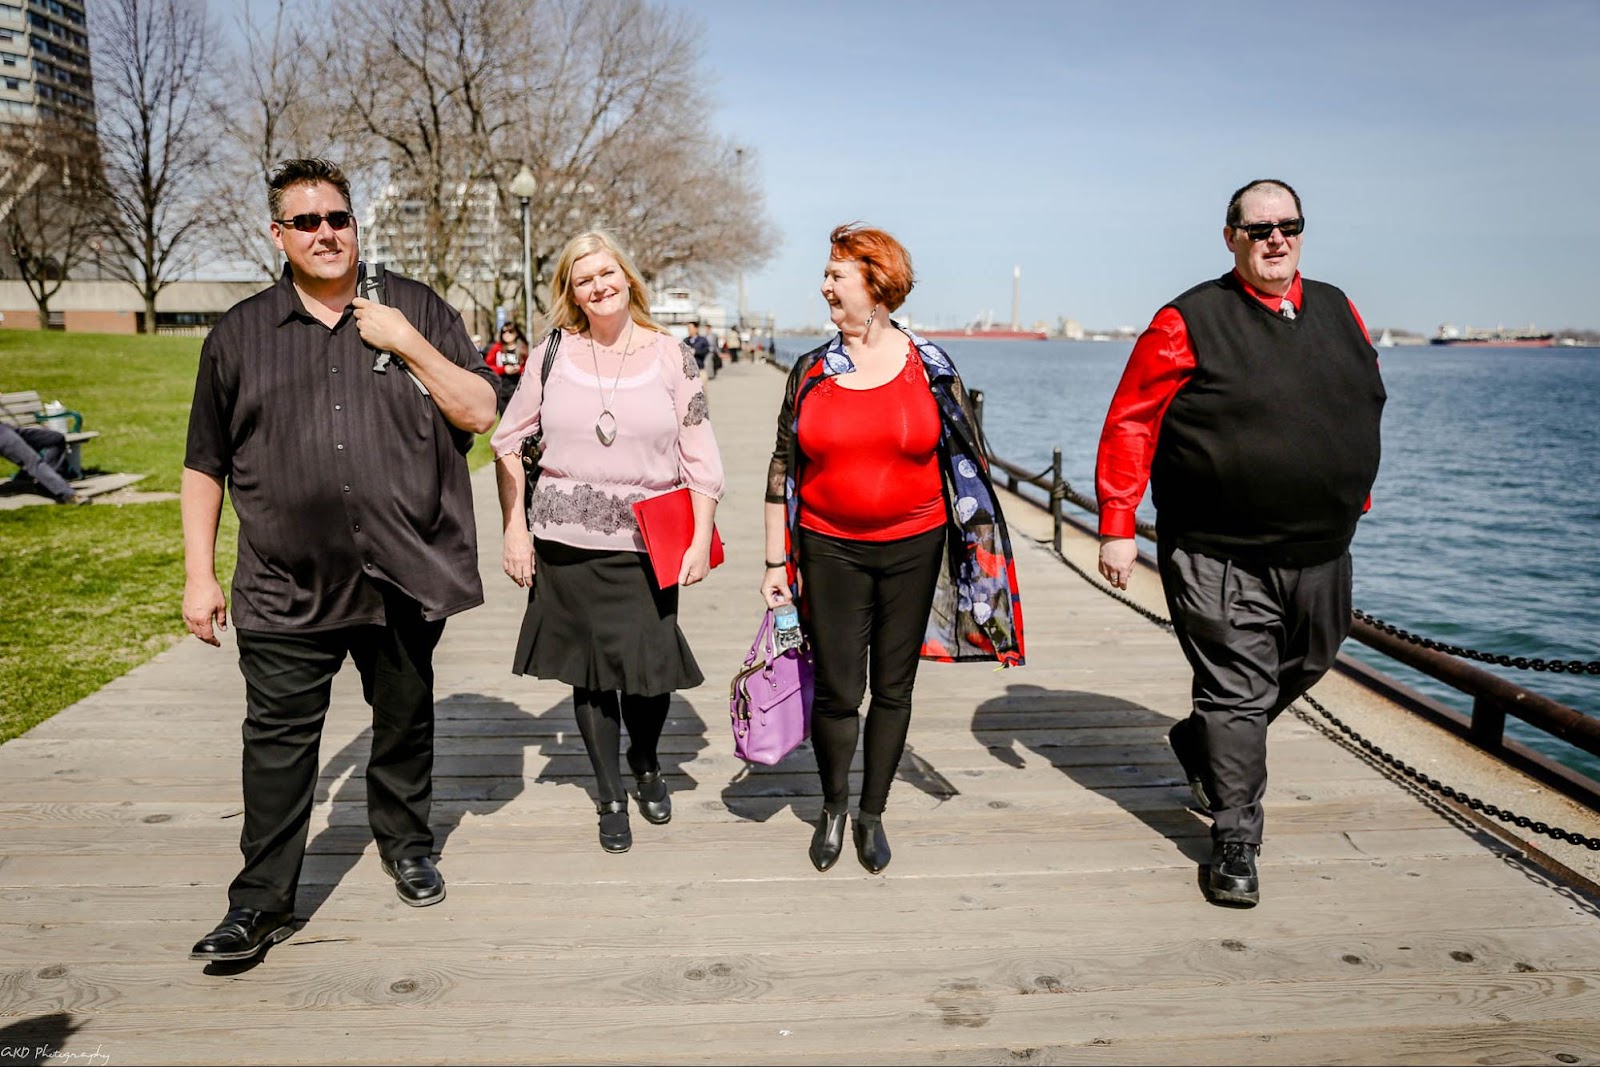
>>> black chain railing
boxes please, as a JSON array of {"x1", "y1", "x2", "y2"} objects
[
  {"x1": 1353, "y1": 609, "x2": 1600, "y2": 676},
  {"x1": 1045, "y1": 540, "x2": 1600, "y2": 853}
]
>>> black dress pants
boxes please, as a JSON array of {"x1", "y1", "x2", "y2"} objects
[
  {"x1": 230, "y1": 591, "x2": 446, "y2": 912},
  {"x1": 1159, "y1": 542, "x2": 1352, "y2": 846},
  {"x1": 798, "y1": 526, "x2": 945, "y2": 815}
]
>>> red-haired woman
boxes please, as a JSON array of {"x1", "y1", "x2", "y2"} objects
[{"x1": 760, "y1": 224, "x2": 1025, "y2": 875}]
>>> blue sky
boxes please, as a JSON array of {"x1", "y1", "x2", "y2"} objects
[{"x1": 661, "y1": 0, "x2": 1600, "y2": 333}]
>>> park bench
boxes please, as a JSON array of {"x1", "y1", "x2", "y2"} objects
[{"x1": 1, "y1": 390, "x2": 98, "y2": 479}]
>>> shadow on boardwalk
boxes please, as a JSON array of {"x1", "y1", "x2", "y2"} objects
[
  {"x1": 0, "y1": 1013, "x2": 83, "y2": 1065},
  {"x1": 297, "y1": 690, "x2": 710, "y2": 917},
  {"x1": 972, "y1": 682, "x2": 1211, "y2": 865}
]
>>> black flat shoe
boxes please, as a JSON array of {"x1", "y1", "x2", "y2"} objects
[
  {"x1": 1168, "y1": 717, "x2": 1217, "y2": 814},
  {"x1": 809, "y1": 809, "x2": 847, "y2": 872},
  {"x1": 381, "y1": 855, "x2": 446, "y2": 907},
  {"x1": 189, "y1": 907, "x2": 296, "y2": 962},
  {"x1": 853, "y1": 814, "x2": 891, "y2": 874},
  {"x1": 598, "y1": 799, "x2": 632, "y2": 853},
  {"x1": 1207, "y1": 841, "x2": 1261, "y2": 906},
  {"x1": 633, "y1": 770, "x2": 672, "y2": 825}
]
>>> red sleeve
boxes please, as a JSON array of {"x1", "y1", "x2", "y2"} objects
[
  {"x1": 1347, "y1": 298, "x2": 1373, "y2": 344},
  {"x1": 1348, "y1": 297, "x2": 1375, "y2": 513},
  {"x1": 1095, "y1": 307, "x2": 1195, "y2": 538}
]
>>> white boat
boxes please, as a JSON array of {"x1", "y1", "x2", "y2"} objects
[
  {"x1": 1376, "y1": 329, "x2": 1396, "y2": 348},
  {"x1": 649, "y1": 287, "x2": 730, "y2": 339}
]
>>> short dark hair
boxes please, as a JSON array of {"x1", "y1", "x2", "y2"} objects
[
  {"x1": 268, "y1": 158, "x2": 352, "y2": 220},
  {"x1": 1225, "y1": 179, "x2": 1302, "y2": 228}
]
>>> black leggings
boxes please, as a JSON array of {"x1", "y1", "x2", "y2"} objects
[
  {"x1": 572, "y1": 688, "x2": 670, "y2": 806},
  {"x1": 798, "y1": 526, "x2": 945, "y2": 815}
]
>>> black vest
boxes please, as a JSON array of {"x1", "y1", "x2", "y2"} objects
[{"x1": 1151, "y1": 273, "x2": 1385, "y2": 566}]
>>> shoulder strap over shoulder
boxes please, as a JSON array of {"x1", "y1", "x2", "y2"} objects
[{"x1": 539, "y1": 329, "x2": 560, "y2": 387}]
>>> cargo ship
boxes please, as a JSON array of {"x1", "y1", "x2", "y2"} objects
[
  {"x1": 918, "y1": 326, "x2": 1049, "y2": 341},
  {"x1": 916, "y1": 266, "x2": 1048, "y2": 340},
  {"x1": 1431, "y1": 323, "x2": 1555, "y2": 347}
]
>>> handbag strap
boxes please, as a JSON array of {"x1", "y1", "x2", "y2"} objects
[{"x1": 539, "y1": 328, "x2": 560, "y2": 389}]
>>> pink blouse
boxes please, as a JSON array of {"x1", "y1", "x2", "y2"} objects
[{"x1": 490, "y1": 329, "x2": 724, "y2": 552}]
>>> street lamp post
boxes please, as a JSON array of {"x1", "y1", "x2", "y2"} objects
[
  {"x1": 735, "y1": 148, "x2": 746, "y2": 334},
  {"x1": 509, "y1": 166, "x2": 538, "y2": 331}
]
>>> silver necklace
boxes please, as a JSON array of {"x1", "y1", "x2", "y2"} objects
[{"x1": 588, "y1": 317, "x2": 635, "y2": 446}]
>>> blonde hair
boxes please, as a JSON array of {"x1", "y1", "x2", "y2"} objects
[{"x1": 544, "y1": 230, "x2": 665, "y2": 335}]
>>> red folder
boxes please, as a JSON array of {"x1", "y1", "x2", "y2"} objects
[{"x1": 632, "y1": 487, "x2": 725, "y2": 588}]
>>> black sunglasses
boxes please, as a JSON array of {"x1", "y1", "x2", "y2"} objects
[
  {"x1": 274, "y1": 211, "x2": 355, "y2": 233},
  {"x1": 1233, "y1": 217, "x2": 1305, "y2": 242}
]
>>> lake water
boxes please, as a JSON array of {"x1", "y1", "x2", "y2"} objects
[{"x1": 772, "y1": 337, "x2": 1600, "y2": 780}]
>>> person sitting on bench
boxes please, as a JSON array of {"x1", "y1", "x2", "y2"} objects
[{"x1": 0, "y1": 423, "x2": 87, "y2": 505}]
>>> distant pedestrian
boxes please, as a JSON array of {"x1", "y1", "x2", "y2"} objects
[
  {"x1": 685, "y1": 319, "x2": 713, "y2": 378},
  {"x1": 761, "y1": 223, "x2": 1025, "y2": 876},
  {"x1": 1095, "y1": 179, "x2": 1385, "y2": 906},
  {"x1": 485, "y1": 321, "x2": 529, "y2": 413}
]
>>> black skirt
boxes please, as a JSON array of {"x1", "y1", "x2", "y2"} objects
[{"x1": 513, "y1": 537, "x2": 704, "y2": 696}]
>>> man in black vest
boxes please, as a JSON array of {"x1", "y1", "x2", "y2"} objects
[{"x1": 1094, "y1": 179, "x2": 1385, "y2": 906}]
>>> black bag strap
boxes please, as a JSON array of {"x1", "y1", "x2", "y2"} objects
[{"x1": 539, "y1": 328, "x2": 560, "y2": 388}]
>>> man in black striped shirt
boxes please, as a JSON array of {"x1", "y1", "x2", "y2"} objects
[{"x1": 182, "y1": 159, "x2": 497, "y2": 963}]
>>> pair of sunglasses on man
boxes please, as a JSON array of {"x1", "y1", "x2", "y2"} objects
[
  {"x1": 1233, "y1": 216, "x2": 1305, "y2": 241},
  {"x1": 274, "y1": 211, "x2": 356, "y2": 233}
]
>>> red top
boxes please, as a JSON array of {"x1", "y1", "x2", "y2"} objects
[
  {"x1": 485, "y1": 341, "x2": 525, "y2": 377},
  {"x1": 797, "y1": 345, "x2": 946, "y2": 541},
  {"x1": 1095, "y1": 270, "x2": 1373, "y2": 539}
]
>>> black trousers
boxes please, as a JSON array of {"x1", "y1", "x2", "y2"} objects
[
  {"x1": 1159, "y1": 541, "x2": 1352, "y2": 846},
  {"x1": 230, "y1": 591, "x2": 445, "y2": 912},
  {"x1": 798, "y1": 526, "x2": 945, "y2": 815}
]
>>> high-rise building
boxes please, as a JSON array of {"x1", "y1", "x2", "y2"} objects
[
  {"x1": 0, "y1": 0, "x2": 95, "y2": 228},
  {"x1": 0, "y1": 0, "x2": 94, "y2": 132}
]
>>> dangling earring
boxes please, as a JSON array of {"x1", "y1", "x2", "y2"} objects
[{"x1": 862, "y1": 307, "x2": 877, "y2": 336}]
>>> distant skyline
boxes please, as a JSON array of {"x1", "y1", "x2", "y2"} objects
[{"x1": 660, "y1": 0, "x2": 1600, "y2": 334}]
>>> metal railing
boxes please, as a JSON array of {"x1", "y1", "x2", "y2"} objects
[{"x1": 970, "y1": 388, "x2": 1600, "y2": 810}]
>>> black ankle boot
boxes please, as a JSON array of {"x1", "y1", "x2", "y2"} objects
[
  {"x1": 597, "y1": 799, "x2": 632, "y2": 854},
  {"x1": 853, "y1": 813, "x2": 891, "y2": 874},
  {"x1": 809, "y1": 809, "x2": 848, "y2": 872}
]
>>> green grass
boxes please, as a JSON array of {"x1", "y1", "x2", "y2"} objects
[{"x1": 0, "y1": 329, "x2": 496, "y2": 743}]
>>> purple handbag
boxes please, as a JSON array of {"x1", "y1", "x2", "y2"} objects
[{"x1": 729, "y1": 609, "x2": 814, "y2": 765}]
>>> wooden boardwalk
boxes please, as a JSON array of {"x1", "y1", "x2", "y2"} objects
[{"x1": 4, "y1": 358, "x2": 1600, "y2": 1065}]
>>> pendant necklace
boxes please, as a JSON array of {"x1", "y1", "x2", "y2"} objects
[{"x1": 588, "y1": 317, "x2": 635, "y2": 446}]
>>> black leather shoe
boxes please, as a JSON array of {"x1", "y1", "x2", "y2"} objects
[
  {"x1": 381, "y1": 856, "x2": 446, "y2": 907},
  {"x1": 189, "y1": 907, "x2": 296, "y2": 962},
  {"x1": 633, "y1": 770, "x2": 672, "y2": 825},
  {"x1": 808, "y1": 809, "x2": 848, "y2": 872},
  {"x1": 1168, "y1": 718, "x2": 1216, "y2": 814},
  {"x1": 853, "y1": 814, "x2": 891, "y2": 874},
  {"x1": 597, "y1": 799, "x2": 632, "y2": 853},
  {"x1": 1207, "y1": 841, "x2": 1261, "y2": 906}
]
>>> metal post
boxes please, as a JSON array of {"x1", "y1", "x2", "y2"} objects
[
  {"x1": 969, "y1": 389, "x2": 985, "y2": 436},
  {"x1": 1470, "y1": 693, "x2": 1508, "y2": 751},
  {"x1": 1051, "y1": 447, "x2": 1063, "y2": 556},
  {"x1": 519, "y1": 196, "x2": 533, "y2": 330}
]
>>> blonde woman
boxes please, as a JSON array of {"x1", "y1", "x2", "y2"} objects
[{"x1": 492, "y1": 231, "x2": 724, "y2": 853}]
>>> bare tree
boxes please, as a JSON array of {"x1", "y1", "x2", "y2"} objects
[
  {"x1": 0, "y1": 121, "x2": 105, "y2": 326},
  {"x1": 506, "y1": 0, "x2": 776, "y2": 311},
  {"x1": 330, "y1": 0, "x2": 527, "y2": 300},
  {"x1": 93, "y1": 0, "x2": 215, "y2": 333},
  {"x1": 208, "y1": 0, "x2": 340, "y2": 280},
  {"x1": 302, "y1": 0, "x2": 776, "y2": 322}
]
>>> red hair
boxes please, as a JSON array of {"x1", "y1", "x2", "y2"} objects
[{"x1": 829, "y1": 223, "x2": 915, "y2": 311}]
